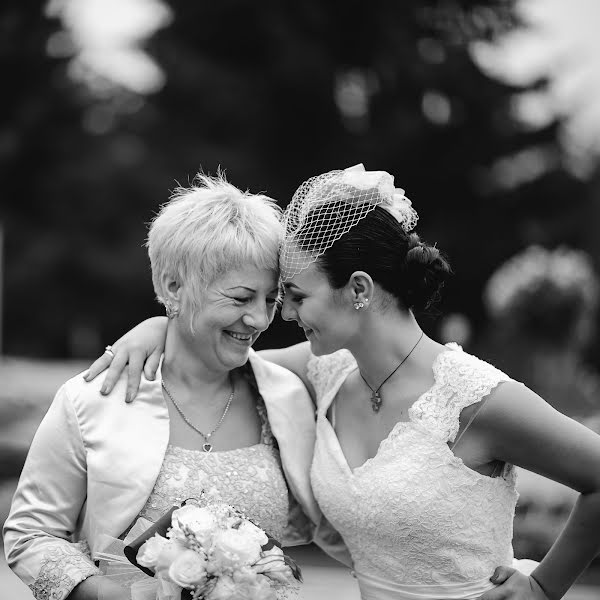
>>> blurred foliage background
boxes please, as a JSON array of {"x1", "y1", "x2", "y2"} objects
[
  {"x1": 2, "y1": 0, "x2": 600, "y2": 585},
  {"x1": 3, "y1": 0, "x2": 599, "y2": 361}
]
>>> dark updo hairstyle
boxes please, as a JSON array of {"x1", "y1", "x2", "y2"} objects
[{"x1": 296, "y1": 200, "x2": 452, "y2": 313}]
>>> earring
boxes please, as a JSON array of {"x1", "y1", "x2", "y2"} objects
[
  {"x1": 354, "y1": 301, "x2": 365, "y2": 310},
  {"x1": 165, "y1": 300, "x2": 180, "y2": 319}
]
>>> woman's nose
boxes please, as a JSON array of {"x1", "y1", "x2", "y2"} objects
[
  {"x1": 243, "y1": 303, "x2": 270, "y2": 332},
  {"x1": 280, "y1": 296, "x2": 295, "y2": 322}
]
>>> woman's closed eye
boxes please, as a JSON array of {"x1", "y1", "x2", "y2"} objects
[{"x1": 232, "y1": 295, "x2": 279, "y2": 307}]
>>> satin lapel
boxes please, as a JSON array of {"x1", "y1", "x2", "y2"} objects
[
  {"x1": 88, "y1": 363, "x2": 170, "y2": 540},
  {"x1": 248, "y1": 350, "x2": 321, "y2": 525}
]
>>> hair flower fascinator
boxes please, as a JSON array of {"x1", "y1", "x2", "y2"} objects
[{"x1": 280, "y1": 164, "x2": 418, "y2": 279}]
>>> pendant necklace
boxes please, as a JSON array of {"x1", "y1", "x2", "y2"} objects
[
  {"x1": 161, "y1": 374, "x2": 235, "y2": 452},
  {"x1": 359, "y1": 331, "x2": 424, "y2": 413}
]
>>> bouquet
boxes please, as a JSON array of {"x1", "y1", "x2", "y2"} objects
[{"x1": 124, "y1": 497, "x2": 302, "y2": 600}]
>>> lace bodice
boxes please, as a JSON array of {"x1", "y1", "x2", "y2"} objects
[
  {"x1": 137, "y1": 397, "x2": 289, "y2": 541},
  {"x1": 309, "y1": 344, "x2": 519, "y2": 587}
]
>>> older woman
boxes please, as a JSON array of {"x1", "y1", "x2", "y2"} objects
[{"x1": 3, "y1": 175, "x2": 320, "y2": 600}]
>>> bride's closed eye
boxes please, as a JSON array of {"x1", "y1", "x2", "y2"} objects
[{"x1": 286, "y1": 292, "x2": 304, "y2": 304}]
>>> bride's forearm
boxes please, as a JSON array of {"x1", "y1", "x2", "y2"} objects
[{"x1": 530, "y1": 489, "x2": 600, "y2": 599}]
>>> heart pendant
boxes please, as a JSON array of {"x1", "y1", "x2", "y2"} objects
[{"x1": 202, "y1": 443, "x2": 213, "y2": 453}]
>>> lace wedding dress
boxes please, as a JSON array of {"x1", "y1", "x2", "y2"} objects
[{"x1": 309, "y1": 343, "x2": 536, "y2": 600}]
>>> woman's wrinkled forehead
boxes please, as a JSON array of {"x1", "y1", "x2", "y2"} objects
[{"x1": 212, "y1": 264, "x2": 279, "y2": 291}]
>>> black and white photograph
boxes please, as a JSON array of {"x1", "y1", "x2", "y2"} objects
[{"x1": 2, "y1": 1, "x2": 600, "y2": 599}]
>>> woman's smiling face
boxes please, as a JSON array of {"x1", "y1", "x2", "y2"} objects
[
  {"x1": 281, "y1": 261, "x2": 358, "y2": 356},
  {"x1": 177, "y1": 265, "x2": 280, "y2": 371}
]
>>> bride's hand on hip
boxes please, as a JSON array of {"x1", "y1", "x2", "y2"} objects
[
  {"x1": 83, "y1": 316, "x2": 168, "y2": 402},
  {"x1": 480, "y1": 566, "x2": 549, "y2": 600}
]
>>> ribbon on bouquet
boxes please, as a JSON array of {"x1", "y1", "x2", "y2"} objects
[{"x1": 93, "y1": 513, "x2": 184, "y2": 600}]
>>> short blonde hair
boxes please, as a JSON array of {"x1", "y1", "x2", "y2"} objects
[{"x1": 147, "y1": 173, "x2": 282, "y2": 324}]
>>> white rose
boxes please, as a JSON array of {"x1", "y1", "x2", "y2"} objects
[
  {"x1": 136, "y1": 534, "x2": 169, "y2": 569},
  {"x1": 210, "y1": 529, "x2": 262, "y2": 572},
  {"x1": 167, "y1": 549, "x2": 208, "y2": 589},
  {"x1": 208, "y1": 571, "x2": 275, "y2": 600},
  {"x1": 207, "y1": 574, "x2": 237, "y2": 600},
  {"x1": 171, "y1": 505, "x2": 218, "y2": 545},
  {"x1": 154, "y1": 539, "x2": 189, "y2": 574},
  {"x1": 236, "y1": 520, "x2": 268, "y2": 547},
  {"x1": 255, "y1": 546, "x2": 294, "y2": 584},
  {"x1": 233, "y1": 571, "x2": 276, "y2": 600}
]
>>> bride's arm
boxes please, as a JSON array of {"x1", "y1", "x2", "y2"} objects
[
  {"x1": 258, "y1": 342, "x2": 316, "y2": 402},
  {"x1": 84, "y1": 316, "x2": 167, "y2": 402},
  {"x1": 85, "y1": 318, "x2": 318, "y2": 403},
  {"x1": 478, "y1": 382, "x2": 600, "y2": 600}
]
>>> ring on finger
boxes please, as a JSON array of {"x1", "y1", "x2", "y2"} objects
[{"x1": 104, "y1": 345, "x2": 115, "y2": 359}]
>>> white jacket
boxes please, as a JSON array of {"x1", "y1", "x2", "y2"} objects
[{"x1": 3, "y1": 350, "x2": 323, "y2": 600}]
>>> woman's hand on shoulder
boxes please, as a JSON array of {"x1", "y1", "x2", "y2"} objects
[
  {"x1": 83, "y1": 316, "x2": 168, "y2": 403},
  {"x1": 480, "y1": 566, "x2": 548, "y2": 600}
]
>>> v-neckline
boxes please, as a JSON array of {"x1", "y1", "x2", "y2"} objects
[{"x1": 319, "y1": 346, "x2": 453, "y2": 475}]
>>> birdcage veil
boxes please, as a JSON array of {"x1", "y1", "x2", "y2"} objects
[{"x1": 280, "y1": 164, "x2": 418, "y2": 280}]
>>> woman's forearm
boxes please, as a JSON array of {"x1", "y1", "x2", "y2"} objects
[{"x1": 530, "y1": 490, "x2": 600, "y2": 599}]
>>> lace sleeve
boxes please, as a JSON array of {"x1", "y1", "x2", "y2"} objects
[
  {"x1": 29, "y1": 542, "x2": 100, "y2": 600},
  {"x1": 417, "y1": 347, "x2": 511, "y2": 443},
  {"x1": 306, "y1": 350, "x2": 355, "y2": 408}
]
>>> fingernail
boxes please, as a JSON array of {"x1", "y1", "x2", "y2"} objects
[
  {"x1": 490, "y1": 575, "x2": 498, "y2": 583},
  {"x1": 125, "y1": 393, "x2": 131, "y2": 403},
  {"x1": 100, "y1": 387, "x2": 108, "y2": 395}
]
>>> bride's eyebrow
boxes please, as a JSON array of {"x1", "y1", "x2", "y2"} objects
[{"x1": 283, "y1": 282, "x2": 303, "y2": 292}]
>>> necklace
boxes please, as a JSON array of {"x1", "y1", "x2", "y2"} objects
[
  {"x1": 161, "y1": 375, "x2": 235, "y2": 452},
  {"x1": 359, "y1": 331, "x2": 424, "y2": 413}
]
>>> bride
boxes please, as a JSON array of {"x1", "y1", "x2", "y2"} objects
[{"x1": 86, "y1": 165, "x2": 600, "y2": 600}]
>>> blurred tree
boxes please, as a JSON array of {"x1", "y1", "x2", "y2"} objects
[
  {"x1": 142, "y1": 0, "x2": 590, "y2": 349},
  {"x1": 0, "y1": 0, "x2": 594, "y2": 357}
]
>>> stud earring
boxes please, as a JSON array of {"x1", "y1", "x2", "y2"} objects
[{"x1": 354, "y1": 301, "x2": 365, "y2": 310}]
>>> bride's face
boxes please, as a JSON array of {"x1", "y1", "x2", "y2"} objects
[{"x1": 281, "y1": 261, "x2": 358, "y2": 356}]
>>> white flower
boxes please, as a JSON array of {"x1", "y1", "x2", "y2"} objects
[
  {"x1": 382, "y1": 188, "x2": 418, "y2": 232},
  {"x1": 254, "y1": 546, "x2": 294, "y2": 584},
  {"x1": 236, "y1": 520, "x2": 268, "y2": 547},
  {"x1": 136, "y1": 533, "x2": 170, "y2": 569},
  {"x1": 154, "y1": 539, "x2": 189, "y2": 574},
  {"x1": 208, "y1": 570, "x2": 276, "y2": 600},
  {"x1": 340, "y1": 167, "x2": 395, "y2": 193},
  {"x1": 167, "y1": 549, "x2": 208, "y2": 589},
  {"x1": 170, "y1": 504, "x2": 218, "y2": 545},
  {"x1": 207, "y1": 574, "x2": 237, "y2": 600},
  {"x1": 210, "y1": 528, "x2": 263, "y2": 572}
]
